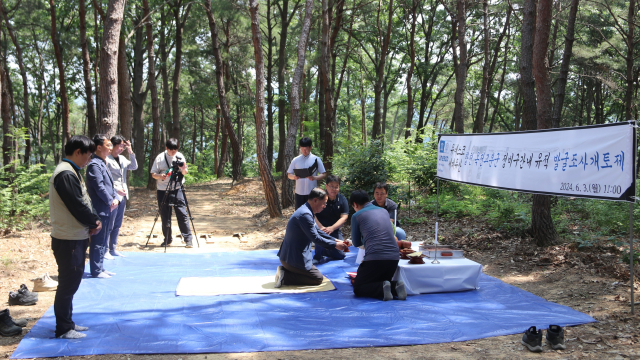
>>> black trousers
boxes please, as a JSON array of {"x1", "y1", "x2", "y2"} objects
[
  {"x1": 353, "y1": 259, "x2": 400, "y2": 300},
  {"x1": 280, "y1": 259, "x2": 324, "y2": 286},
  {"x1": 51, "y1": 237, "x2": 89, "y2": 337},
  {"x1": 157, "y1": 189, "x2": 192, "y2": 243},
  {"x1": 294, "y1": 194, "x2": 309, "y2": 210}
]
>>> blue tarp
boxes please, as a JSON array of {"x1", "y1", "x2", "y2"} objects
[{"x1": 11, "y1": 249, "x2": 594, "y2": 358}]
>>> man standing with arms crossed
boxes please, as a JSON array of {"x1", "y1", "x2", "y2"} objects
[
  {"x1": 287, "y1": 137, "x2": 327, "y2": 209},
  {"x1": 49, "y1": 135, "x2": 102, "y2": 339}
]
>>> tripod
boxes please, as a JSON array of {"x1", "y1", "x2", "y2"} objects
[{"x1": 145, "y1": 169, "x2": 199, "y2": 252}]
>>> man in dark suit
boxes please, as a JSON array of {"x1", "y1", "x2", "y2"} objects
[
  {"x1": 275, "y1": 188, "x2": 349, "y2": 287},
  {"x1": 86, "y1": 134, "x2": 122, "y2": 278}
]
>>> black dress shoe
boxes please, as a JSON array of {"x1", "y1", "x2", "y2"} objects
[{"x1": 159, "y1": 240, "x2": 172, "y2": 247}]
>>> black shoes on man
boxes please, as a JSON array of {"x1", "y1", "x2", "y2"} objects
[
  {"x1": 160, "y1": 239, "x2": 193, "y2": 248},
  {"x1": 8, "y1": 284, "x2": 38, "y2": 306},
  {"x1": 0, "y1": 308, "x2": 27, "y2": 337},
  {"x1": 522, "y1": 325, "x2": 566, "y2": 352}
]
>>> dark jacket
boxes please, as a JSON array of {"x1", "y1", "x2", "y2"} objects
[
  {"x1": 278, "y1": 203, "x2": 337, "y2": 270},
  {"x1": 86, "y1": 155, "x2": 117, "y2": 216}
]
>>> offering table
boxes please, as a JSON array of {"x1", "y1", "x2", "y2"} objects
[{"x1": 391, "y1": 257, "x2": 482, "y2": 295}]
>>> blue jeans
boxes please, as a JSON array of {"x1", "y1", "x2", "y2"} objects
[
  {"x1": 109, "y1": 197, "x2": 126, "y2": 253},
  {"x1": 89, "y1": 213, "x2": 113, "y2": 277},
  {"x1": 314, "y1": 230, "x2": 345, "y2": 261},
  {"x1": 395, "y1": 226, "x2": 406, "y2": 240}
]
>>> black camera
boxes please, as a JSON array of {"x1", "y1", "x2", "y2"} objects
[{"x1": 172, "y1": 157, "x2": 184, "y2": 173}]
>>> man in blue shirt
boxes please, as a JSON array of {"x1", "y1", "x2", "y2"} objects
[
  {"x1": 351, "y1": 190, "x2": 406, "y2": 301},
  {"x1": 275, "y1": 188, "x2": 349, "y2": 287},
  {"x1": 314, "y1": 175, "x2": 349, "y2": 263}
]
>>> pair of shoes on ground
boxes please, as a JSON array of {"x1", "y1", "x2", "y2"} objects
[
  {"x1": 8, "y1": 284, "x2": 38, "y2": 306},
  {"x1": 0, "y1": 308, "x2": 27, "y2": 337},
  {"x1": 159, "y1": 239, "x2": 193, "y2": 248},
  {"x1": 57, "y1": 325, "x2": 89, "y2": 339},
  {"x1": 274, "y1": 266, "x2": 285, "y2": 288},
  {"x1": 95, "y1": 270, "x2": 116, "y2": 279},
  {"x1": 32, "y1": 273, "x2": 58, "y2": 292},
  {"x1": 522, "y1": 325, "x2": 566, "y2": 352},
  {"x1": 382, "y1": 280, "x2": 407, "y2": 301},
  {"x1": 104, "y1": 251, "x2": 127, "y2": 260}
]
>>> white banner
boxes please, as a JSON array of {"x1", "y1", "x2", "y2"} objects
[{"x1": 436, "y1": 122, "x2": 636, "y2": 202}]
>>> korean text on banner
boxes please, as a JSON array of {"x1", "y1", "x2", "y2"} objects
[{"x1": 436, "y1": 122, "x2": 636, "y2": 202}]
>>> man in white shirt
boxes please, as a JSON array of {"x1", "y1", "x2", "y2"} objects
[
  {"x1": 105, "y1": 135, "x2": 138, "y2": 258},
  {"x1": 287, "y1": 137, "x2": 327, "y2": 209},
  {"x1": 150, "y1": 138, "x2": 192, "y2": 248}
]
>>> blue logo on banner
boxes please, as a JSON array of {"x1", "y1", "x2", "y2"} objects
[{"x1": 439, "y1": 140, "x2": 445, "y2": 153}]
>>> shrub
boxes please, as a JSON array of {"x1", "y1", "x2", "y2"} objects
[
  {"x1": 332, "y1": 140, "x2": 390, "y2": 196},
  {"x1": 0, "y1": 162, "x2": 50, "y2": 232}
]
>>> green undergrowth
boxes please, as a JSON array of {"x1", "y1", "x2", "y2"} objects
[
  {"x1": 0, "y1": 162, "x2": 50, "y2": 232},
  {"x1": 411, "y1": 182, "x2": 640, "y2": 252}
]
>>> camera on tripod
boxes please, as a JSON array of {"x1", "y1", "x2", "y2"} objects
[{"x1": 172, "y1": 157, "x2": 185, "y2": 173}]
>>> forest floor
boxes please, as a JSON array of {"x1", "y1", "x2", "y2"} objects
[{"x1": 1, "y1": 177, "x2": 639, "y2": 359}]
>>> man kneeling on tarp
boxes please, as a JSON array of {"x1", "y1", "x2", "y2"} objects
[
  {"x1": 275, "y1": 188, "x2": 349, "y2": 287},
  {"x1": 350, "y1": 190, "x2": 406, "y2": 301}
]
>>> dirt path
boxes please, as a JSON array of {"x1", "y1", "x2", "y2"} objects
[{"x1": 1, "y1": 178, "x2": 639, "y2": 359}]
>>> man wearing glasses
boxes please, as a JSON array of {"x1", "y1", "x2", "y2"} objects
[{"x1": 313, "y1": 175, "x2": 349, "y2": 263}]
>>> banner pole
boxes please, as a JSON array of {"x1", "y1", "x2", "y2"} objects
[
  {"x1": 631, "y1": 202, "x2": 635, "y2": 314},
  {"x1": 436, "y1": 178, "x2": 440, "y2": 221},
  {"x1": 433, "y1": 178, "x2": 440, "y2": 264},
  {"x1": 631, "y1": 120, "x2": 637, "y2": 315}
]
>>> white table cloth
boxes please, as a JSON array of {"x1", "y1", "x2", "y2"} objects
[{"x1": 391, "y1": 257, "x2": 483, "y2": 295}]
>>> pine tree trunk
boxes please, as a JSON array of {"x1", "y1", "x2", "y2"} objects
[
  {"x1": 1, "y1": 1, "x2": 28, "y2": 164},
  {"x1": 371, "y1": 0, "x2": 394, "y2": 139},
  {"x1": 170, "y1": 1, "x2": 191, "y2": 140},
  {"x1": 117, "y1": 36, "x2": 133, "y2": 141},
  {"x1": 473, "y1": 0, "x2": 490, "y2": 133},
  {"x1": 159, "y1": 6, "x2": 172, "y2": 143},
  {"x1": 143, "y1": 0, "x2": 159, "y2": 191},
  {"x1": 452, "y1": 0, "x2": 467, "y2": 134},
  {"x1": 49, "y1": 0, "x2": 70, "y2": 144},
  {"x1": 266, "y1": 0, "x2": 274, "y2": 170},
  {"x1": 320, "y1": 0, "x2": 334, "y2": 173},
  {"x1": 275, "y1": 0, "x2": 291, "y2": 173},
  {"x1": 360, "y1": 72, "x2": 366, "y2": 145},
  {"x1": 488, "y1": 29, "x2": 511, "y2": 133},
  {"x1": 199, "y1": 107, "x2": 204, "y2": 167},
  {"x1": 97, "y1": 0, "x2": 127, "y2": 137},
  {"x1": 93, "y1": 2, "x2": 101, "y2": 122},
  {"x1": 214, "y1": 105, "x2": 220, "y2": 175},
  {"x1": 205, "y1": 0, "x2": 242, "y2": 181},
  {"x1": 532, "y1": 0, "x2": 557, "y2": 247},
  {"x1": 282, "y1": 0, "x2": 313, "y2": 209},
  {"x1": 1, "y1": 63, "x2": 10, "y2": 167},
  {"x1": 250, "y1": 0, "x2": 282, "y2": 218},
  {"x1": 79, "y1": 0, "x2": 96, "y2": 137},
  {"x1": 405, "y1": 0, "x2": 417, "y2": 140},
  {"x1": 519, "y1": 0, "x2": 537, "y2": 131},
  {"x1": 132, "y1": 15, "x2": 147, "y2": 176},
  {"x1": 624, "y1": 0, "x2": 635, "y2": 120}
]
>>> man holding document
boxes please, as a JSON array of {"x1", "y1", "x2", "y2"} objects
[{"x1": 287, "y1": 137, "x2": 327, "y2": 209}]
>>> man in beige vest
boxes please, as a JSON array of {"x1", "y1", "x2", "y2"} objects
[{"x1": 49, "y1": 135, "x2": 102, "y2": 339}]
